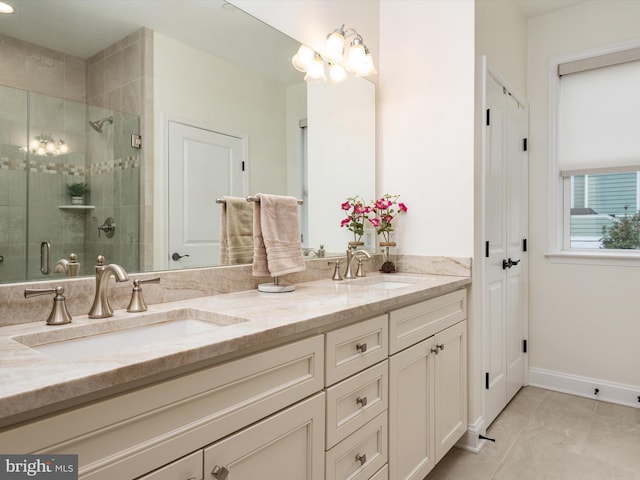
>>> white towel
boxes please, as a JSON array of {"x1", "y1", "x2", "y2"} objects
[
  {"x1": 252, "y1": 193, "x2": 305, "y2": 277},
  {"x1": 219, "y1": 196, "x2": 254, "y2": 265}
]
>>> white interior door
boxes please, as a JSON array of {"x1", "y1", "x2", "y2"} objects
[
  {"x1": 168, "y1": 121, "x2": 245, "y2": 269},
  {"x1": 483, "y1": 68, "x2": 529, "y2": 427}
]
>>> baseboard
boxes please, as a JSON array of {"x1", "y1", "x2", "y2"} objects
[
  {"x1": 529, "y1": 367, "x2": 640, "y2": 408},
  {"x1": 455, "y1": 415, "x2": 487, "y2": 453}
]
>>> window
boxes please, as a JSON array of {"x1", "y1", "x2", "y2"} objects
[{"x1": 557, "y1": 47, "x2": 640, "y2": 252}]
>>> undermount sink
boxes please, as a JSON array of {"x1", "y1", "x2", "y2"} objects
[
  {"x1": 14, "y1": 309, "x2": 247, "y2": 362},
  {"x1": 345, "y1": 275, "x2": 427, "y2": 290}
]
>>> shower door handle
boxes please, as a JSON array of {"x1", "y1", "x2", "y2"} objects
[{"x1": 41, "y1": 241, "x2": 51, "y2": 275}]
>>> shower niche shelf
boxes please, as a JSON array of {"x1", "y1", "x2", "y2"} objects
[{"x1": 58, "y1": 205, "x2": 95, "y2": 210}]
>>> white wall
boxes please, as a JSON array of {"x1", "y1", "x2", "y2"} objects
[
  {"x1": 307, "y1": 80, "x2": 376, "y2": 254},
  {"x1": 379, "y1": 0, "x2": 475, "y2": 258},
  {"x1": 528, "y1": 1, "x2": 640, "y2": 392},
  {"x1": 152, "y1": 33, "x2": 288, "y2": 267}
]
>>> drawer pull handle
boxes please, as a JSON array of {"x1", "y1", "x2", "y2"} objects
[
  {"x1": 437, "y1": 343, "x2": 445, "y2": 351},
  {"x1": 356, "y1": 395, "x2": 368, "y2": 407},
  {"x1": 356, "y1": 342, "x2": 367, "y2": 353},
  {"x1": 212, "y1": 465, "x2": 230, "y2": 480},
  {"x1": 355, "y1": 453, "x2": 367, "y2": 466}
]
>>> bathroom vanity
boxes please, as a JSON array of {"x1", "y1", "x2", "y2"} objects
[{"x1": 0, "y1": 273, "x2": 470, "y2": 480}]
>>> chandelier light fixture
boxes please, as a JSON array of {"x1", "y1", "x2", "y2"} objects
[
  {"x1": 291, "y1": 24, "x2": 377, "y2": 83},
  {"x1": 23, "y1": 134, "x2": 70, "y2": 156}
]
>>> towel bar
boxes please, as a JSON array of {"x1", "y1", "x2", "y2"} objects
[
  {"x1": 246, "y1": 195, "x2": 304, "y2": 205},
  {"x1": 216, "y1": 196, "x2": 304, "y2": 205}
]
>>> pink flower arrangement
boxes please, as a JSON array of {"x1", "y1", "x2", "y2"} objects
[
  {"x1": 369, "y1": 194, "x2": 407, "y2": 243},
  {"x1": 340, "y1": 196, "x2": 371, "y2": 242}
]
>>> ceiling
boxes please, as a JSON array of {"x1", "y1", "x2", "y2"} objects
[
  {"x1": 0, "y1": 0, "x2": 588, "y2": 77},
  {"x1": 0, "y1": 0, "x2": 299, "y2": 84}
]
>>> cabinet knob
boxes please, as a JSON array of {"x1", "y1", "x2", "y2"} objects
[
  {"x1": 211, "y1": 465, "x2": 229, "y2": 480},
  {"x1": 431, "y1": 347, "x2": 439, "y2": 354},
  {"x1": 437, "y1": 343, "x2": 445, "y2": 351},
  {"x1": 355, "y1": 453, "x2": 367, "y2": 466},
  {"x1": 356, "y1": 342, "x2": 367, "y2": 353},
  {"x1": 356, "y1": 395, "x2": 368, "y2": 407}
]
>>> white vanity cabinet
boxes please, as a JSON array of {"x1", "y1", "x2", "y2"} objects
[
  {"x1": 388, "y1": 289, "x2": 467, "y2": 480},
  {"x1": 203, "y1": 393, "x2": 325, "y2": 480},
  {"x1": 1, "y1": 335, "x2": 325, "y2": 480},
  {"x1": 324, "y1": 314, "x2": 389, "y2": 480}
]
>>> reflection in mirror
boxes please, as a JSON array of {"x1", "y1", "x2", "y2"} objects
[{"x1": 0, "y1": 0, "x2": 375, "y2": 285}]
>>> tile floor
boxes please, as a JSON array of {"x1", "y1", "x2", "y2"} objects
[{"x1": 426, "y1": 387, "x2": 640, "y2": 479}]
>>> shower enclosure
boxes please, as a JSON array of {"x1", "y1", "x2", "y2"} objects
[{"x1": 0, "y1": 84, "x2": 141, "y2": 284}]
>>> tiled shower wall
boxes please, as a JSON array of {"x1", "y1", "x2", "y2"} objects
[
  {"x1": 86, "y1": 28, "x2": 153, "y2": 273},
  {"x1": 0, "y1": 30, "x2": 151, "y2": 284}
]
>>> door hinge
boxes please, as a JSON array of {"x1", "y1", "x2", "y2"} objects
[
  {"x1": 486, "y1": 109, "x2": 491, "y2": 126},
  {"x1": 523, "y1": 138, "x2": 528, "y2": 151},
  {"x1": 241, "y1": 161, "x2": 245, "y2": 171},
  {"x1": 485, "y1": 372, "x2": 490, "y2": 390},
  {"x1": 523, "y1": 339, "x2": 528, "y2": 353},
  {"x1": 523, "y1": 238, "x2": 527, "y2": 252},
  {"x1": 485, "y1": 241, "x2": 490, "y2": 258}
]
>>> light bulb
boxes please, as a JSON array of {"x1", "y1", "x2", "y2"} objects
[
  {"x1": 304, "y1": 54, "x2": 326, "y2": 83},
  {"x1": 325, "y1": 31, "x2": 345, "y2": 64},
  {"x1": 58, "y1": 141, "x2": 69, "y2": 154},
  {"x1": 36, "y1": 146, "x2": 46, "y2": 156},
  {"x1": 291, "y1": 44, "x2": 315, "y2": 73},
  {"x1": 0, "y1": 2, "x2": 15, "y2": 14},
  {"x1": 46, "y1": 141, "x2": 56, "y2": 153},
  {"x1": 328, "y1": 63, "x2": 347, "y2": 83},
  {"x1": 346, "y1": 41, "x2": 366, "y2": 73},
  {"x1": 29, "y1": 139, "x2": 40, "y2": 151}
]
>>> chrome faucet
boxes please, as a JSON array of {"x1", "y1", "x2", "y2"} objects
[
  {"x1": 88, "y1": 255, "x2": 129, "y2": 319},
  {"x1": 303, "y1": 245, "x2": 325, "y2": 257},
  {"x1": 344, "y1": 249, "x2": 372, "y2": 279}
]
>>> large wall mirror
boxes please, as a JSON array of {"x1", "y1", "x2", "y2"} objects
[{"x1": 0, "y1": 0, "x2": 375, "y2": 284}]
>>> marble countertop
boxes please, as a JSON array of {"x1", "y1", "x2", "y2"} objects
[{"x1": 0, "y1": 273, "x2": 470, "y2": 426}]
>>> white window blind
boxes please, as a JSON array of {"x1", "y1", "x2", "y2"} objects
[{"x1": 559, "y1": 59, "x2": 640, "y2": 177}]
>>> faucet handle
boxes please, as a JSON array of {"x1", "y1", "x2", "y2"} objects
[
  {"x1": 355, "y1": 257, "x2": 367, "y2": 277},
  {"x1": 127, "y1": 277, "x2": 161, "y2": 313},
  {"x1": 24, "y1": 286, "x2": 72, "y2": 325},
  {"x1": 328, "y1": 260, "x2": 343, "y2": 281}
]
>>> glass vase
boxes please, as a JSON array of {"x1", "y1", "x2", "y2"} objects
[{"x1": 379, "y1": 241, "x2": 397, "y2": 273}]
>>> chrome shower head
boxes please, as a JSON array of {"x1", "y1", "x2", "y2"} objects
[{"x1": 88, "y1": 116, "x2": 114, "y2": 133}]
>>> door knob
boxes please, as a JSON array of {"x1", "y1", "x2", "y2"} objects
[
  {"x1": 502, "y1": 258, "x2": 521, "y2": 269},
  {"x1": 172, "y1": 252, "x2": 190, "y2": 261}
]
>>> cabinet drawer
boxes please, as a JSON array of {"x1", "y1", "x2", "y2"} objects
[
  {"x1": 136, "y1": 451, "x2": 203, "y2": 480},
  {"x1": 3, "y1": 335, "x2": 324, "y2": 480},
  {"x1": 389, "y1": 289, "x2": 466, "y2": 354},
  {"x1": 326, "y1": 411, "x2": 388, "y2": 480},
  {"x1": 204, "y1": 393, "x2": 325, "y2": 480},
  {"x1": 325, "y1": 314, "x2": 388, "y2": 385},
  {"x1": 326, "y1": 360, "x2": 388, "y2": 448},
  {"x1": 370, "y1": 465, "x2": 389, "y2": 480}
]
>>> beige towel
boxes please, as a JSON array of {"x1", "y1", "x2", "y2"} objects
[
  {"x1": 219, "y1": 196, "x2": 254, "y2": 265},
  {"x1": 252, "y1": 193, "x2": 305, "y2": 277}
]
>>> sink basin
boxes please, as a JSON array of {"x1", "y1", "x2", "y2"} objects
[
  {"x1": 345, "y1": 275, "x2": 427, "y2": 290},
  {"x1": 15, "y1": 309, "x2": 247, "y2": 362}
]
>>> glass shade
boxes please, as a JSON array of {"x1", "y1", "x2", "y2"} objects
[
  {"x1": 355, "y1": 51, "x2": 377, "y2": 77},
  {"x1": 328, "y1": 63, "x2": 347, "y2": 83},
  {"x1": 304, "y1": 54, "x2": 326, "y2": 82},
  {"x1": 291, "y1": 44, "x2": 315, "y2": 73},
  {"x1": 325, "y1": 31, "x2": 345, "y2": 64},
  {"x1": 346, "y1": 42, "x2": 366, "y2": 73}
]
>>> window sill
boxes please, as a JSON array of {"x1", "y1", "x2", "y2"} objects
[{"x1": 545, "y1": 250, "x2": 640, "y2": 267}]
